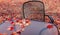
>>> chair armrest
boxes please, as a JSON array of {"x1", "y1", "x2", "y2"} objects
[{"x1": 45, "y1": 15, "x2": 54, "y2": 23}]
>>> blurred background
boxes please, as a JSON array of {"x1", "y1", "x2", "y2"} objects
[{"x1": 0, "y1": 0, "x2": 60, "y2": 31}]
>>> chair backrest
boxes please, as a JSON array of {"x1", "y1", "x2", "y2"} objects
[{"x1": 22, "y1": 1, "x2": 45, "y2": 22}]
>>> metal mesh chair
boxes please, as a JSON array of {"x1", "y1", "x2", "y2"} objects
[
  {"x1": 22, "y1": 1, "x2": 54, "y2": 23},
  {"x1": 22, "y1": 1, "x2": 59, "y2": 35}
]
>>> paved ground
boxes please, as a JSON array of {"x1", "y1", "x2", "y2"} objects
[{"x1": 0, "y1": 20, "x2": 59, "y2": 35}]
